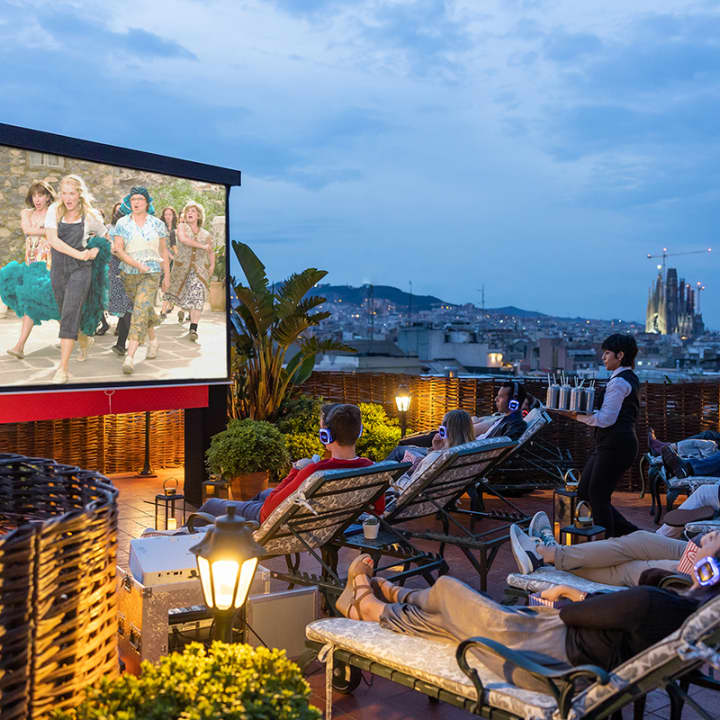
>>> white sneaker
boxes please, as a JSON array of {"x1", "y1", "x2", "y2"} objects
[
  {"x1": 122, "y1": 356, "x2": 135, "y2": 374},
  {"x1": 146, "y1": 337, "x2": 159, "y2": 359},
  {"x1": 77, "y1": 334, "x2": 94, "y2": 362},
  {"x1": 529, "y1": 511, "x2": 558, "y2": 547},
  {"x1": 509, "y1": 524, "x2": 543, "y2": 574},
  {"x1": 52, "y1": 367, "x2": 69, "y2": 384}
]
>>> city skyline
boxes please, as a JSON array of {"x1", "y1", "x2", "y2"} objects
[{"x1": 2, "y1": 1, "x2": 719, "y2": 325}]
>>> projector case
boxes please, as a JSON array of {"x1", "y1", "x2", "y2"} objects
[{"x1": 116, "y1": 567, "x2": 317, "y2": 668}]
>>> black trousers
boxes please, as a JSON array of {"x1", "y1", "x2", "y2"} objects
[
  {"x1": 577, "y1": 432, "x2": 639, "y2": 538},
  {"x1": 50, "y1": 257, "x2": 92, "y2": 340}
]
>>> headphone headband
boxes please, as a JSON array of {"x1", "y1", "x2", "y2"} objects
[{"x1": 508, "y1": 381, "x2": 521, "y2": 412}]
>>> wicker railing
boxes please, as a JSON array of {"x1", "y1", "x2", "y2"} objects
[
  {"x1": 302, "y1": 373, "x2": 720, "y2": 489},
  {"x1": 0, "y1": 455, "x2": 118, "y2": 719},
  {"x1": 0, "y1": 410, "x2": 184, "y2": 475}
]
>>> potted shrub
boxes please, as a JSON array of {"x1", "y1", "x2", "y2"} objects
[
  {"x1": 356, "y1": 402, "x2": 402, "y2": 460},
  {"x1": 209, "y1": 246, "x2": 226, "y2": 312},
  {"x1": 53, "y1": 641, "x2": 321, "y2": 720},
  {"x1": 206, "y1": 418, "x2": 290, "y2": 500}
]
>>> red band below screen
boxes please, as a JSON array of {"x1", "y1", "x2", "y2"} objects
[{"x1": 0, "y1": 385, "x2": 209, "y2": 423}]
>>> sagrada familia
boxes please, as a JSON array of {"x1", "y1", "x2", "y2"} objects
[{"x1": 646, "y1": 267, "x2": 703, "y2": 336}]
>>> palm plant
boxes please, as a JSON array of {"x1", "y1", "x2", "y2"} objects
[{"x1": 230, "y1": 241, "x2": 352, "y2": 420}]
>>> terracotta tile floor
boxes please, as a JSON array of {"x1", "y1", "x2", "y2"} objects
[{"x1": 113, "y1": 470, "x2": 714, "y2": 719}]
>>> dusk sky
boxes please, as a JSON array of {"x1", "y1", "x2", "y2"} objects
[{"x1": 2, "y1": 0, "x2": 719, "y2": 327}]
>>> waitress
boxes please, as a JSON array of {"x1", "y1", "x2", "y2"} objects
[{"x1": 566, "y1": 333, "x2": 640, "y2": 537}]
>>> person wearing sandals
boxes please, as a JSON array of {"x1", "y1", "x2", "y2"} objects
[
  {"x1": 1, "y1": 180, "x2": 56, "y2": 360},
  {"x1": 112, "y1": 186, "x2": 170, "y2": 374},
  {"x1": 44, "y1": 175, "x2": 110, "y2": 383},
  {"x1": 194, "y1": 404, "x2": 378, "y2": 523},
  {"x1": 337, "y1": 532, "x2": 720, "y2": 689},
  {"x1": 161, "y1": 201, "x2": 213, "y2": 342}
]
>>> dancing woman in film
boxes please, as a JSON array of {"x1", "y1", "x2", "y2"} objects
[
  {"x1": 44, "y1": 174, "x2": 111, "y2": 383},
  {"x1": 162, "y1": 201, "x2": 214, "y2": 342},
  {"x1": 0, "y1": 180, "x2": 56, "y2": 359},
  {"x1": 112, "y1": 186, "x2": 170, "y2": 374}
]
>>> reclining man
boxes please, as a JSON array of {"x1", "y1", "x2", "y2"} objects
[
  {"x1": 510, "y1": 511, "x2": 690, "y2": 587},
  {"x1": 198, "y1": 403, "x2": 379, "y2": 522},
  {"x1": 386, "y1": 381, "x2": 528, "y2": 462},
  {"x1": 648, "y1": 427, "x2": 720, "y2": 457},
  {"x1": 661, "y1": 442, "x2": 720, "y2": 481}
]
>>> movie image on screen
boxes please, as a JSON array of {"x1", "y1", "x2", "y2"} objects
[{"x1": 0, "y1": 144, "x2": 228, "y2": 388}]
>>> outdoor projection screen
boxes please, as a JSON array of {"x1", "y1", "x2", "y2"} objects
[{"x1": 0, "y1": 123, "x2": 241, "y2": 392}]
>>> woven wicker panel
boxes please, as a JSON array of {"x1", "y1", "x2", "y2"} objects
[
  {"x1": 0, "y1": 455, "x2": 118, "y2": 719},
  {"x1": 301, "y1": 373, "x2": 720, "y2": 491},
  {"x1": 0, "y1": 524, "x2": 34, "y2": 720},
  {"x1": 0, "y1": 411, "x2": 184, "y2": 476}
]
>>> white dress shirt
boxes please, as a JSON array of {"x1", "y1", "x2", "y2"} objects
[{"x1": 577, "y1": 367, "x2": 632, "y2": 428}]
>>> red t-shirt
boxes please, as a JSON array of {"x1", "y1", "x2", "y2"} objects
[{"x1": 259, "y1": 457, "x2": 381, "y2": 522}]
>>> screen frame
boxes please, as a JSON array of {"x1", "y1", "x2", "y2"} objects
[{"x1": 0, "y1": 122, "x2": 241, "y2": 394}]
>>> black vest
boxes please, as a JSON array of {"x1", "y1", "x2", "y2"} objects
[{"x1": 596, "y1": 368, "x2": 639, "y2": 442}]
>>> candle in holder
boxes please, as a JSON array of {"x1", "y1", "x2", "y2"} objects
[{"x1": 167, "y1": 517, "x2": 177, "y2": 531}]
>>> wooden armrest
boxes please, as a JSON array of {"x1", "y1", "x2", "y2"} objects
[{"x1": 456, "y1": 636, "x2": 609, "y2": 719}]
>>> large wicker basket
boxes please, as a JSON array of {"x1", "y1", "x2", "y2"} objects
[{"x1": 0, "y1": 454, "x2": 118, "y2": 720}]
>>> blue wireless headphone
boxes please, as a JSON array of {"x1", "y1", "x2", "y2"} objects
[
  {"x1": 694, "y1": 555, "x2": 720, "y2": 587},
  {"x1": 318, "y1": 423, "x2": 363, "y2": 445},
  {"x1": 508, "y1": 381, "x2": 520, "y2": 412}
]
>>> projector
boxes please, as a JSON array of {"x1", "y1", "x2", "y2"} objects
[{"x1": 129, "y1": 532, "x2": 208, "y2": 586}]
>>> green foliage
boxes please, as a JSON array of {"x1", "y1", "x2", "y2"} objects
[
  {"x1": 150, "y1": 179, "x2": 225, "y2": 236},
  {"x1": 53, "y1": 641, "x2": 321, "y2": 720},
  {"x1": 283, "y1": 432, "x2": 326, "y2": 462},
  {"x1": 230, "y1": 242, "x2": 354, "y2": 421},
  {"x1": 276, "y1": 395, "x2": 325, "y2": 461},
  {"x1": 213, "y1": 245, "x2": 226, "y2": 280},
  {"x1": 206, "y1": 418, "x2": 290, "y2": 478},
  {"x1": 356, "y1": 402, "x2": 402, "y2": 461}
]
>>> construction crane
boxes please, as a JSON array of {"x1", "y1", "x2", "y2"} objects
[
  {"x1": 696, "y1": 281, "x2": 707, "y2": 314},
  {"x1": 647, "y1": 247, "x2": 712, "y2": 273}
]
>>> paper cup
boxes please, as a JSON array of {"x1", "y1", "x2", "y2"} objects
[{"x1": 363, "y1": 522, "x2": 379, "y2": 540}]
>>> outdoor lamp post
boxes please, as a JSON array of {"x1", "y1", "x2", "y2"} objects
[
  {"x1": 189, "y1": 506, "x2": 265, "y2": 643},
  {"x1": 395, "y1": 387, "x2": 411, "y2": 438}
]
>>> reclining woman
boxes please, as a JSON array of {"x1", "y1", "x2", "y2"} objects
[
  {"x1": 196, "y1": 404, "x2": 381, "y2": 523},
  {"x1": 391, "y1": 409, "x2": 475, "y2": 494},
  {"x1": 336, "y1": 530, "x2": 720, "y2": 687}
]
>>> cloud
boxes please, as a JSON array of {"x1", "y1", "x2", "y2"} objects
[{"x1": 37, "y1": 10, "x2": 197, "y2": 60}]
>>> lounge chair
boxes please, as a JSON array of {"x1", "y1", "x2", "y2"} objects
[
  {"x1": 334, "y1": 436, "x2": 520, "y2": 591},
  {"x1": 465, "y1": 408, "x2": 552, "y2": 514},
  {"x1": 646, "y1": 439, "x2": 718, "y2": 522},
  {"x1": 306, "y1": 592, "x2": 720, "y2": 719},
  {"x1": 664, "y1": 476, "x2": 719, "y2": 514},
  {"x1": 472, "y1": 408, "x2": 563, "y2": 498},
  {"x1": 188, "y1": 461, "x2": 410, "y2": 606}
]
